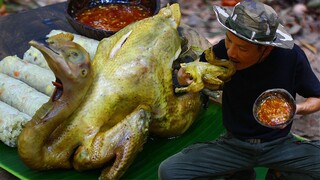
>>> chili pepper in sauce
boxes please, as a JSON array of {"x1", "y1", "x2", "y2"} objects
[
  {"x1": 257, "y1": 96, "x2": 291, "y2": 126},
  {"x1": 75, "y1": 4, "x2": 153, "y2": 32},
  {"x1": 221, "y1": 0, "x2": 241, "y2": 6}
]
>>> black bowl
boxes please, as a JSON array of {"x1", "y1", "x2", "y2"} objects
[
  {"x1": 253, "y1": 88, "x2": 296, "y2": 128},
  {"x1": 65, "y1": 0, "x2": 160, "y2": 40}
]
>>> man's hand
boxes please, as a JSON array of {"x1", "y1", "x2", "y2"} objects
[{"x1": 296, "y1": 97, "x2": 320, "y2": 115}]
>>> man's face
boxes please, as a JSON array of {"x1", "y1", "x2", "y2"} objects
[{"x1": 225, "y1": 31, "x2": 266, "y2": 70}]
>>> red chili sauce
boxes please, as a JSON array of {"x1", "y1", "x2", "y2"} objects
[
  {"x1": 75, "y1": 4, "x2": 153, "y2": 31},
  {"x1": 257, "y1": 96, "x2": 291, "y2": 126}
]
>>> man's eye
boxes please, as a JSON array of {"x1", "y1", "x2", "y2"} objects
[{"x1": 239, "y1": 47, "x2": 247, "y2": 52}]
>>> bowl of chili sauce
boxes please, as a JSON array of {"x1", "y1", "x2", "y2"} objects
[
  {"x1": 253, "y1": 88, "x2": 296, "y2": 128},
  {"x1": 66, "y1": 0, "x2": 160, "y2": 40}
]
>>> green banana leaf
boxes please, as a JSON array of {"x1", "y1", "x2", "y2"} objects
[{"x1": 0, "y1": 102, "x2": 267, "y2": 179}]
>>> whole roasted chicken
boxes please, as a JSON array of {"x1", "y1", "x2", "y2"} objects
[{"x1": 17, "y1": 4, "x2": 235, "y2": 179}]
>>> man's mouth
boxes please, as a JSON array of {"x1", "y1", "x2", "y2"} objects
[{"x1": 229, "y1": 59, "x2": 239, "y2": 64}]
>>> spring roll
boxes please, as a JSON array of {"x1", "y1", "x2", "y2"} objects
[
  {"x1": 0, "y1": 73, "x2": 49, "y2": 117},
  {"x1": 23, "y1": 46, "x2": 50, "y2": 69},
  {"x1": 0, "y1": 100, "x2": 31, "y2": 147},
  {"x1": 0, "y1": 55, "x2": 55, "y2": 96}
]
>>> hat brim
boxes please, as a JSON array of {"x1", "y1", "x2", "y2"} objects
[{"x1": 213, "y1": 5, "x2": 294, "y2": 49}]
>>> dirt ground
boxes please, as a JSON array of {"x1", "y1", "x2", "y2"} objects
[{"x1": 1, "y1": 0, "x2": 319, "y2": 140}]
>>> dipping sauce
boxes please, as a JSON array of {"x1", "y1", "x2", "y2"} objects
[
  {"x1": 256, "y1": 96, "x2": 292, "y2": 127},
  {"x1": 75, "y1": 4, "x2": 153, "y2": 31}
]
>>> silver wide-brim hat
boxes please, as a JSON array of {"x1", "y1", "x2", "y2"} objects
[{"x1": 213, "y1": 0, "x2": 294, "y2": 49}]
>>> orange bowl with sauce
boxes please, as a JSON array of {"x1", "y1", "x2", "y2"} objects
[
  {"x1": 66, "y1": 0, "x2": 160, "y2": 40},
  {"x1": 253, "y1": 89, "x2": 296, "y2": 128}
]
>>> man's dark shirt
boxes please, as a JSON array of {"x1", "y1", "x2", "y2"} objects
[{"x1": 201, "y1": 40, "x2": 320, "y2": 140}]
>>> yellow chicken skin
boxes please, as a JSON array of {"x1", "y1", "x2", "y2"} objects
[
  {"x1": 18, "y1": 32, "x2": 93, "y2": 169},
  {"x1": 17, "y1": 4, "x2": 235, "y2": 180}
]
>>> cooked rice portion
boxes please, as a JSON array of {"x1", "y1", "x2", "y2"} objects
[{"x1": 0, "y1": 101, "x2": 31, "y2": 147}]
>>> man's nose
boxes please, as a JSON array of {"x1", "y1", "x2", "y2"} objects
[{"x1": 227, "y1": 45, "x2": 237, "y2": 59}]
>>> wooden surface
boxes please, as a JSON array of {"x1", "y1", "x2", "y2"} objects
[{"x1": 0, "y1": 2, "x2": 75, "y2": 60}]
